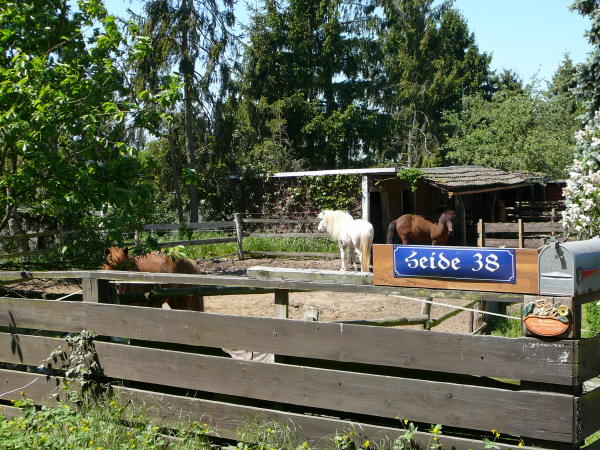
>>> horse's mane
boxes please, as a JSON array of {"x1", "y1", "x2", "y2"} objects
[{"x1": 319, "y1": 210, "x2": 354, "y2": 240}]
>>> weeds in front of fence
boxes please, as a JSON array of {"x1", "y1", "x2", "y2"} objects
[
  {"x1": 2, "y1": 397, "x2": 529, "y2": 449},
  {"x1": 0, "y1": 396, "x2": 212, "y2": 450},
  {"x1": 485, "y1": 307, "x2": 522, "y2": 338}
]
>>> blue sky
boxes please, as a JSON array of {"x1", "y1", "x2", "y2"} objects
[
  {"x1": 453, "y1": 0, "x2": 591, "y2": 83},
  {"x1": 104, "y1": 0, "x2": 592, "y2": 84}
]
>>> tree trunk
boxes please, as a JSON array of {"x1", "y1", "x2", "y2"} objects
[
  {"x1": 168, "y1": 129, "x2": 185, "y2": 223},
  {"x1": 181, "y1": 0, "x2": 199, "y2": 223}
]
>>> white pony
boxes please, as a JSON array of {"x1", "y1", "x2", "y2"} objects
[{"x1": 317, "y1": 210, "x2": 374, "y2": 272}]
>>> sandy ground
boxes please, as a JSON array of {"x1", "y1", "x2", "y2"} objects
[{"x1": 6, "y1": 256, "x2": 474, "y2": 334}]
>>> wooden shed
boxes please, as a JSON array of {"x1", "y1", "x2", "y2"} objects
[{"x1": 272, "y1": 165, "x2": 547, "y2": 245}]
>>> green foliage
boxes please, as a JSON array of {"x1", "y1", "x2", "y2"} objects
[
  {"x1": 289, "y1": 175, "x2": 361, "y2": 212},
  {"x1": 571, "y1": 0, "x2": 600, "y2": 118},
  {"x1": 396, "y1": 168, "x2": 425, "y2": 192},
  {"x1": 0, "y1": 0, "x2": 179, "y2": 262},
  {"x1": 486, "y1": 311, "x2": 522, "y2": 338},
  {"x1": 236, "y1": 419, "x2": 306, "y2": 450},
  {"x1": 583, "y1": 301, "x2": 600, "y2": 336},
  {"x1": 443, "y1": 73, "x2": 580, "y2": 178},
  {"x1": 0, "y1": 397, "x2": 212, "y2": 449}
]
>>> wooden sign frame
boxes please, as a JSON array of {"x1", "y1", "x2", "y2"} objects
[{"x1": 372, "y1": 244, "x2": 539, "y2": 295}]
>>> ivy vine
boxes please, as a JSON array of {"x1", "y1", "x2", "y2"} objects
[{"x1": 396, "y1": 168, "x2": 425, "y2": 192}]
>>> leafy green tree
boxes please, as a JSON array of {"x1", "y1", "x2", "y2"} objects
[
  {"x1": 372, "y1": 0, "x2": 491, "y2": 167},
  {"x1": 571, "y1": 0, "x2": 600, "y2": 118},
  {"x1": 0, "y1": 0, "x2": 173, "y2": 258},
  {"x1": 236, "y1": 0, "x2": 381, "y2": 171},
  {"x1": 563, "y1": 1, "x2": 600, "y2": 238},
  {"x1": 131, "y1": 0, "x2": 236, "y2": 222},
  {"x1": 443, "y1": 60, "x2": 581, "y2": 180}
]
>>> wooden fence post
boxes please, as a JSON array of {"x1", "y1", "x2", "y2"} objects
[
  {"x1": 274, "y1": 289, "x2": 289, "y2": 319},
  {"x1": 82, "y1": 275, "x2": 113, "y2": 303},
  {"x1": 234, "y1": 213, "x2": 244, "y2": 261},
  {"x1": 420, "y1": 297, "x2": 432, "y2": 330},
  {"x1": 477, "y1": 219, "x2": 485, "y2": 247},
  {"x1": 518, "y1": 218, "x2": 524, "y2": 248}
]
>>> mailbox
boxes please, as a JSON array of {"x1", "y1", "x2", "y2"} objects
[{"x1": 538, "y1": 237, "x2": 600, "y2": 296}]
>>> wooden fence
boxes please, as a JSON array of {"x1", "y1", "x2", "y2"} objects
[
  {"x1": 0, "y1": 215, "x2": 329, "y2": 261},
  {"x1": 477, "y1": 219, "x2": 571, "y2": 248},
  {"x1": 143, "y1": 215, "x2": 333, "y2": 260},
  {"x1": 505, "y1": 200, "x2": 565, "y2": 222},
  {"x1": 1, "y1": 269, "x2": 600, "y2": 449}
]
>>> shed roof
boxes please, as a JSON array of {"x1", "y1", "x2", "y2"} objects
[
  {"x1": 272, "y1": 165, "x2": 541, "y2": 195},
  {"x1": 419, "y1": 166, "x2": 540, "y2": 195}
]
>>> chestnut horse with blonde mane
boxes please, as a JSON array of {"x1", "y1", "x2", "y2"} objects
[
  {"x1": 386, "y1": 211, "x2": 456, "y2": 245},
  {"x1": 317, "y1": 210, "x2": 374, "y2": 272},
  {"x1": 102, "y1": 247, "x2": 203, "y2": 310}
]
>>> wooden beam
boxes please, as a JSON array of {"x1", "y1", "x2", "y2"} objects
[
  {"x1": 0, "y1": 269, "x2": 528, "y2": 301},
  {"x1": 247, "y1": 266, "x2": 373, "y2": 284},
  {"x1": 448, "y1": 184, "x2": 531, "y2": 197},
  {"x1": 143, "y1": 222, "x2": 234, "y2": 231},
  {"x1": 234, "y1": 213, "x2": 244, "y2": 261},
  {"x1": 243, "y1": 251, "x2": 338, "y2": 259},
  {"x1": 157, "y1": 237, "x2": 237, "y2": 247},
  {"x1": 337, "y1": 315, "x2": 429, "y2": 326},
  {"x1": 362, "y1": 175, "x2": 370, "y2": 221},
  {"x1": 112, "y1": 385, "x2": 544, "y2": 450}
]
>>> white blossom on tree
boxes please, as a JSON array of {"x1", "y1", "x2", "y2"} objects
[{"x1": 562, "y1": 109, "x2": 600, "y2": 237}]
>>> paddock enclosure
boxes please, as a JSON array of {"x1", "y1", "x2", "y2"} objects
[{"x1": 1, "y1": 260, "x2": 600, "y2": 448}]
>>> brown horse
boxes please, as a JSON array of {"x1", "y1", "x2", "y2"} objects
[
  {"x1": 102, "y1": 246, "x2": 204, "y2": 311},
  {"x1": 386, "y1": 211, "x2": 456, "y2": 245}
]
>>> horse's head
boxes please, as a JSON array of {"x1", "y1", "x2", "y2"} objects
[
  {"x1": 441, "y1": 211, "x2": 456, "y2": 236},
  {"x1": 102, "y1": 246, "x2": 137, "y2": 271}
]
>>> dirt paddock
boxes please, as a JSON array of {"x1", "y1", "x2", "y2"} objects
[{"x1": 7, "y1": 256, "x2": 477, "y2": 334}]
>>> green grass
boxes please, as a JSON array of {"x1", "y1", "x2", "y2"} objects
[
  {"x1": 148, "y1": 231, "x2": 338, "y2": 259},
  {"x1": 585, "y1": 429, "x2": 600, "y2": 448},
  {"x1": 485, "y1": 309, "x2": 523, "y2": 338}
]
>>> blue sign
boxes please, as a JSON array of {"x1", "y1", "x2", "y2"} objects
[{"x1": 392, "y1": 245, "x2": 516, "y2": 283}]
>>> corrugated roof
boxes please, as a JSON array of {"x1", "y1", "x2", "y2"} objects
[
  {"x1": 419, "y1": 166, "x2": 540, "y2": 193},
  {"x1": 271, "y1": 165, "x2": 541, "y2": 193}
]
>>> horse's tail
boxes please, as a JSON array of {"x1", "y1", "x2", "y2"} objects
[
  {"x1": 360, "y1": 228, "x2": 373, "y2": 272},
  {"x1": 386, "y1": 220, "x2": 397, "y2": 244}
]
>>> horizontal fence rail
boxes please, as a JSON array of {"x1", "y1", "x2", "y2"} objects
[
  {"x1": 1, "y1": 266, "x2": 600, "y2": 449},
  {"x1": 0, "y1": 298, "x2": 584, "y2": 385},
  {"x1": 1, "y1": 297, "x2": 599, "y2": 447}
]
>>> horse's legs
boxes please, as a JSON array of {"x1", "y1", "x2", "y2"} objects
[
  {"x1": 338, "y1": 242, "x2": 347, "y2": 271},
  {"x1": 354, "y1": 248, "x2": 362, "y2": 271},
  {"x1": 349, "y1": 246, "x2": 357, "y2": 271}
]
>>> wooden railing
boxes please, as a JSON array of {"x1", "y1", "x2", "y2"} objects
[
  {"x1": 0, "y1": 216, "x2": 330, "y2": 261},
  {"x1": 1, "y1": 269, "x2": 599, "y2": 448},
  {"x1": 142, "y1": 215, "x2": 333, "y2": 260},
  {"x1": 477, "y1": 219, "x2": 572, "y2": 248},
  {"x1": 505, "y1": 200, "x2": 565, "y2": 222}
]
